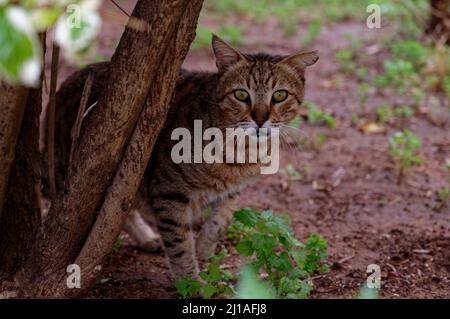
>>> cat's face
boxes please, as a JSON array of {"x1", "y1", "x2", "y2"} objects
[{"x1": 212, "y1": 35, "x2": 318, "y2": 131}]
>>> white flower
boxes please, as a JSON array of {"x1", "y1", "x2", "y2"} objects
[{"x1": 19, "y1": 58, "x2": 42, "y2": 87}]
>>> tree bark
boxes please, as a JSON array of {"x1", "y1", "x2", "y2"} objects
[
  {"x1": 14, "y1": 0, "x2": 203, "y2": 297},
  {"x1": 0, "y1": 32, "x2": 45, "y2": 284},
  {"x1": 427, "y1": 0, "x2": 450, "y2": 44},
  {"x1": 0, "y1": 79, "x2": 43, "y2": 279},
  {"x1": 0, "y1": 84, "x2": 28, "y2": 219},
  {"x1": 71, "y1": 0, "x2": 203, "y2": 297}
]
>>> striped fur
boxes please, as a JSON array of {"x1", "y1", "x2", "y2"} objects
[{"x1": 49, "y1": 35, "x2": 318, "y2": 281}]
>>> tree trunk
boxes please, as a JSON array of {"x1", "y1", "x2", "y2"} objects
[
  {"x1": 72, "y1": 0, "x2": 203, "y2": 296},
  {"x1": 11, "y1": 0, "x2": 203, "y2": 298},
  {"x1": 0, "y1": 33, "x2": 45, "y2": 285},
  {"x1": 427, "y1": 0, "x2": 450, "y2": 44},
  {"x1": 0, "y1": 84, "x2": 28, "y2": 219},
  {"x1": 0, "y1": 80, "x2": 43, "y2": 279}
]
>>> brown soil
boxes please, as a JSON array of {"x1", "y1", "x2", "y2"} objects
[{"x1": 55, "y1": 1, "x2": 449, "y2": 299}]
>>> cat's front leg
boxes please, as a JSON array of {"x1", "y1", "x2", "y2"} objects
[
  {"x1": 196, "y1": 196, "x2": 237, "y2": 261},
  {"x1": 153, "y1": 194, "x2": 200, "y2": 281}
]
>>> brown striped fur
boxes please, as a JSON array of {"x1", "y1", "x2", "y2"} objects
[{"x1": 47, "y1": 35, "x2": 318, "y2": 281}]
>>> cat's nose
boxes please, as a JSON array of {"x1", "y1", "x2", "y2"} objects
[{"x1": 251, "y1": 110, "x2": 269, "y2": 127}]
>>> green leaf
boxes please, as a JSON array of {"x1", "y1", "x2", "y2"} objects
[
  {"x1": 174, "y1": 278, "x2": 202, "y2": 299},
  {"x1": 252, "y1": 233, "x2": 276, "y2": 259},
  {"x1": 30, "y1": 7, "x2": 61, "y2": 31},
  {"x1": 0, "y1": 7, "x2": 41, "y2": 86},
  {"x1": 207, "y1": 263, "x2": 222, "y2": 282},
  {"x1": 234, "y1": 209, "x2": 258, "y2": 227},
  {"x1": 236, "y1": 239, "x2": 254, "y2": 256},
  {"x1": 272, "y1": 251, "x2": 292, "y2": 272},
  {"x1": 203, "y1": 284, "x2": 217, "y2": 299},
  {"x1": 199, "y1": 271, "x2": 209, "y2": 281}
]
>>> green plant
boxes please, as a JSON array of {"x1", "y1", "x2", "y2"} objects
[
  {"x1": 218, "y1": 25, "x2": 243, "y2": 46},
  {"x1": 437, "y1": 187, "x2": 449, "y2": 204},
  {"x1": 281, "y1": 164, "x2": 303, "y2": 181},
  {"x1": 191, "y1": 25, "x2": 243, "y2": 50},
  {"x1": 376, "y1": 104, "x2": 394, "y2": 124},
  {"x1": 175, "y1": 250, "x2": 234, "y2": 299},
  {"x1": 191, "y1": 26, "x2": 213, "y2": 49},
  {"x1": 232, "y1": 209, "x2": 329, "y2": 298},
  {"x1": 274, "y1": 6, "x2": 298, "y2": 36},
  {"x1": 312, "y1": 133, "x2": 328, "y2": 149},
  {"x1": 374, "y1": 59, "x2": 417, "y2": 90},
  {"x1": 112, "y1": 237, "x2": 123, "y2": 253},
  {"x1": 358, "y1": 83, "x2": 371, "y2": 112},
  {"x1": 0, "y1": 1, "x2": 101, "y2": 85},
  {"x1": 306, "y1": 103, "x2": 336, "y2": 129},
  {"x1": 393, "y1": 105, "x2": 414, "y2": 119},
  {"x1": 376, "y1": 104, "x2": 414, "y2": 125},
  {"x1": 176, "y1": 208, "x2": 329, "y2": 299},
  {"x1": 389, "y1": 129, "x2": 423, "y2": 182},
  {"x1": 436, "y1": 162, "x2": 450, "y2": 209},
  {"x1": 175, "y1": 277, "x2": 202, "y2": 299},
  {"x1": 391, "y1": 40, "x2": 428, "y2": 69},
  {"x1": 199, "y1": 250, "x2": 234, "y2": 298},
  {"x1": 303, "y1": 19, "x2": 322, "y2": 46},
  {"x1": 336, "y1": 49, "x2": 357, "y2": 73}
]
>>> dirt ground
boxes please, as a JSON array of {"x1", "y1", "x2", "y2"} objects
[{"x1": 51, "y1": 1, "x2": 449, "y2": 298}]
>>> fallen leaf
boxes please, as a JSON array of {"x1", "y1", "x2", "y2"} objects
[{"x1": 359, "y1": 122, "x2": 385, "y2": 134}]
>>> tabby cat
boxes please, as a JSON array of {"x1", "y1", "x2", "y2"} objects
[{"x1": 49, "y1": 35, "x2": 318, "y2": 281}]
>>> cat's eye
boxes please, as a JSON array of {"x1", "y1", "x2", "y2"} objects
[
  {"x1": 233, "y1": 89, "x2": 250, "y2": 102},
  {"x1": 272, "y1": 90, "x2": 288, "y2": 103}
]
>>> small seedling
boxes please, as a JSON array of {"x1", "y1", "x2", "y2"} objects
[
  {"x1": 303, "y1": 19, "x2": 322, "y2": 46},
  {"x1": 358, "y1": 83, "x2": 370, "y2": 112},
  {"x1": 376, "y1": 104, "x2": 394, "y2": 124},
  {"x1": 281, "y1": 164, "x2": 303, "y2": 181},
  {"x1": 435, "y1": 162, "x2": 450, "y2": 210},
  {"x1": 393, "y1": 105, "x2": 414, "y2": 119},
  {"x1": 307, "y1": 103, "x2": 336, "y2": 129},
  {"x1": 437, "y1": 187, "x2": 449, "y2": 204},
  {"x1": 374, "y1": 59, "x2": 416, "y2": 90},
  {"x1": 175, "y1": 250, "x2": 233, "y2": 299},
  {"x1": 336, "y1": 49, "x2": 356, "y2": 73},
  {"x1": 376, "y1": 104, "x2": 414, "y2": 127},
  {"x1": 112, "y1": 237, "x2": 123, "y2": 253},
  {"x1": 389, "y1": 130, "x2": 423, "y2": 183}
]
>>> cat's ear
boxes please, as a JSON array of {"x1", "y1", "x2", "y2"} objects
[
  {"x1": 212, "y1": 34, "x2": 245, "y2": 73},
  {"x1": 278, "y1": 50, "x2": 319, "y2": 75}
]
